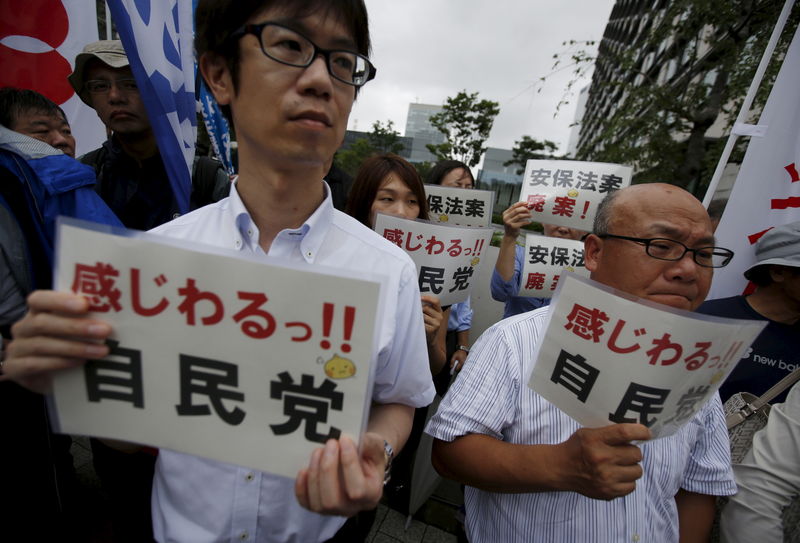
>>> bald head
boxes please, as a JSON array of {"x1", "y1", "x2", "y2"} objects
[
  {"x1": 585, "y1": 184, "x2": 715, "y2": 311},
  {"x1": 594, "y1": 184, "x2": 712, "y2": 236}
]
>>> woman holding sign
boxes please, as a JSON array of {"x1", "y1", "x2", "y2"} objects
[
  {"x1": 345, "y1": 153, "x2": 449, "y2": 530},
  {"x1": 346, "y1": 153, "x2": 449, "y2": 375},
  {"x1": 427, "y1": 160, "x2": 476, "y2": 386}
]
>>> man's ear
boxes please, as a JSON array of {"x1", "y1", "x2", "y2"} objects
[
  {"x1": 199, "y1": 52, "x2": 233, "y2": 106},
  {"x1": 583, "y1": 234, "x2": 603, "y2": 273},
  {"x1": 768, "y1": 265, "x2": 794, "y2": 284}
]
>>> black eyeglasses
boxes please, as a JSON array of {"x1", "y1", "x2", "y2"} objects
[
  {"x1": 598, "y1": 233, "x2": 734, "y2": 268},
  {"x1": 231, "y1": 22, "x2": 376, "y2": 87},
  {"x1": 85, "y1": 79, "x2": 138, "y2": 94}
]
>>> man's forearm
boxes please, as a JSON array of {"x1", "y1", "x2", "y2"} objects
[
  {"x1": 675, "y1": 489, "x2": 715, "y2": 543},
  {"x1": 367, "y1": 402, "x2": 414, "y2": 454},
  {"x1": 432, "y1": 424, "x2": 648, "y2": 500},
  {"x1": 432, "y1": 434, "x2": 563, "y2": 493}
]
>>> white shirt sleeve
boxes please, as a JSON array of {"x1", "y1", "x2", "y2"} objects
[
  {"x1": 371, "y1": 257, "x2": 436, "y2": 408},
  {"x1": 720, "y1": 383, "x2": 800, "y2": 542}
]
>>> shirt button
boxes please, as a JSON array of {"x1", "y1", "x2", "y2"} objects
[
  {"x1": 235, "y1": 239, "x2": 242, "y2": 248},
  {"x1": 632, "y1": 534, "x2": 640, "y2": 542},
  {"x1": 306, "y1": 251, "x2": 312, "y2": 258},
  {"x1": 245, "y1": 473, "x2": 254, "y2": 482},
  {"x1": 247, "y1": 229, "x2": 253, "y2": 237},
  {"x1": 239, "y1": 532, "x2": 248, "y2": 540}
]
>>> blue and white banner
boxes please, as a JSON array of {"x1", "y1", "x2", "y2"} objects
[
  {"x1": 107, "y1": 0, "x2": 196, "y2": 214},
  {"x1": 198, "y1": 78, "x2": 234, "y2": 175}
]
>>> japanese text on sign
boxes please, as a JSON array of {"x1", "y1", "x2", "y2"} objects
[
  {"x1": 518, "y1": 160, "x2": 632, "y2": 232},
  {"x1": 374, "y1": 213, "x2": 493, "y2": 306},
  {"x1": 519, "y1": 235, "x2": 589, "y2": 298},
  {"x1": 52, "y1": 219, "x2": 382, "y2": 478},
  {"x1": 423, "y1": 184, "x2": 495, "y2": 227},
  {"x1": 529, "y1": 273, "x2": 766, "y2": 438}
]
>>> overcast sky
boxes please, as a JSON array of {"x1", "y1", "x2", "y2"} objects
[{"x1": 349, "y1": 0, "x2": 617, "y2": 154}]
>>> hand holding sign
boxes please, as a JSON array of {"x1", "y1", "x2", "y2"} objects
[
  {"x1": 4, "y1": 290, "x2": 112, "y2": 394},
  {"x1": 502, "y1": 201, "x2": 532, "y2": 237},
  {"x1": 421, "y1": 295, "x2": 444, "y2": 342},
  {"x1": 555, "y1": 423, "x2": 651, "y2": 500},
  {"x1": 295, "y1": 433, "x2": 385, "y2": 517}
]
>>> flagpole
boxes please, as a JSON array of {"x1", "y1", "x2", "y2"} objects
[
  {"x1": 702, "y1": 0, "x2": 797, "y2": 207},
  {"x1": 105, "y1": 2, "x2": 113, "y2": 39}
]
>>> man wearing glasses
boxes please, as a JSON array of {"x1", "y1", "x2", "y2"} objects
[
  {"x1": 68, "y1": 40, "x2": 229, "y2": 232},
  {"x1": 5, "y1": 2, "x2": 434, "y2": 542},
  {"x1": 427, "y1": 183, "x2": 736, "y2": 542}
]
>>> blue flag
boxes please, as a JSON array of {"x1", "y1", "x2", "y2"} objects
[
  {"x1": 107, "y1": 0, "x2": 196, "y2": 214},
  {"x1": 198, "y1": 78, "x2": 234, "y2": 175},
  {"x1": 191, "y1": 0, "x2": 234, "y2": 175}
]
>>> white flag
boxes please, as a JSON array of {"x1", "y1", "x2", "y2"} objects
[
  {"x1": 0, "y1": 1, "x2": 106, "y2": 155},
  {"x1": 709, "y1": 25, "x2": 800, "y2": 299}
]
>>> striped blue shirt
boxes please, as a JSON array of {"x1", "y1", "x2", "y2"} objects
[{"x1": 426, "y1": 306, "x2": 736, "y2": 543}]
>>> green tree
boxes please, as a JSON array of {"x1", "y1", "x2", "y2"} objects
[
  {"x1": 413, "y1": 161, "x2": 434, "y2": 181},
  {"x1": 334, "y1": 120, "x2": 405, "y2": 176},
  {"x1": 335, "y1": 137, "x2": 375, "y2": 177},
  {"x1": 550, "y1": 0, "x2": 798, "y2": 196},
  {"x1": 426, "y1": 90, "x2": 500, "y2": 168},
  {"x1": 369, "y1": 120, "x2": 405, "y2": 154},
  {"x1": 504, "y1": 135, "x2": 560, "y2": 175}
]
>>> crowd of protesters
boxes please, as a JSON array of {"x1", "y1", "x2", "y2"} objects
[{"x1": 1, "y1": 1, "x2": 798, "y2": 542}]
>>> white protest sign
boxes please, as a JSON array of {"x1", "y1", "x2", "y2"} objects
[
  {"x1": 51, "y1": 219, "x2": 382, "y2": 478},
  {"x1": 529, "y1": 273, "x2": 766, "y2": 439},
  {"x1": 424, "y1": 184, "x2": 495, "y2": 227},
  {"x1": 519, "y1": 235, "x2": 589, "y2": 298},
  {"x1": 373, "y1": 213, "x2": 493, "y2": 306},
  {"x1": 518, "y1": 160, "x2": 633, "y2": 231}
]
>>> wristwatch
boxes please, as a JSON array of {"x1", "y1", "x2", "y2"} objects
[
  {"x1": 457, "y1": 345, "x2": 470, "y2": 354},
  {"x1": 382, "y1": 439, "x2": 394, "y2": 486}
]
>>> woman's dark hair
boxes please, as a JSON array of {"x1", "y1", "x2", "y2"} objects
[
  {"x1": 345, "y1": 153, "x2": 429, "y2": 227},
  {"x1": 425, "y1": 159, "x2": 474, "y2": 187},
  {"x1": 195, "y1": 0, "x2": 371, "y2": 122}
]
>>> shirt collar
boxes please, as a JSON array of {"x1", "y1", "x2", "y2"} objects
[
  {"x1": 227, "y1": 179, "x2": 334, "y2": 263},
  {"x1": 295, "y1": 181, "x2": 333, "y2": 263}
]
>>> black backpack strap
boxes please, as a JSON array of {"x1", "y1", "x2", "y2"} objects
[
  {"x1": 191, "y1": 156, "x2": 230, "y2": 209},
  {"x1": 78, "y1": 146, "x2": 107, "y2": 173},
  {"x1": 78, "y1": 145, "x2": 109, "y2": 193}
]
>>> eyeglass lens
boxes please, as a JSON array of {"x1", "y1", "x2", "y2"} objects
[
  {"x1": 259, "y1": 24, "x2": 369, "y2": 85},
  {"x1": 86, "y1": 79, "x2": 138, "y2": 94},
  {"x1": 646, "y1": 239, "x2": 729, "y2": 267}
]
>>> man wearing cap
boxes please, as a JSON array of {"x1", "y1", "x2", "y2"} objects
[
  {"x1": 698, "y1": 220, "x2": 800, "y2": 404},
  {"x1": 69, "y1": 40, "x2": 229, "y2": 231},
  {"x1": 69, "y1": 39, "x2": 232, "y2": 543}
]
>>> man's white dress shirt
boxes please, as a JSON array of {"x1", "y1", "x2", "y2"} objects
[{"x1": 149, "y1": 183, "x2": 435, "y2": 542}]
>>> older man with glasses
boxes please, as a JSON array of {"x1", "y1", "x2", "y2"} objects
[{"x1": 426, "y1": 183, "x2": 737, "y2": 543}]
